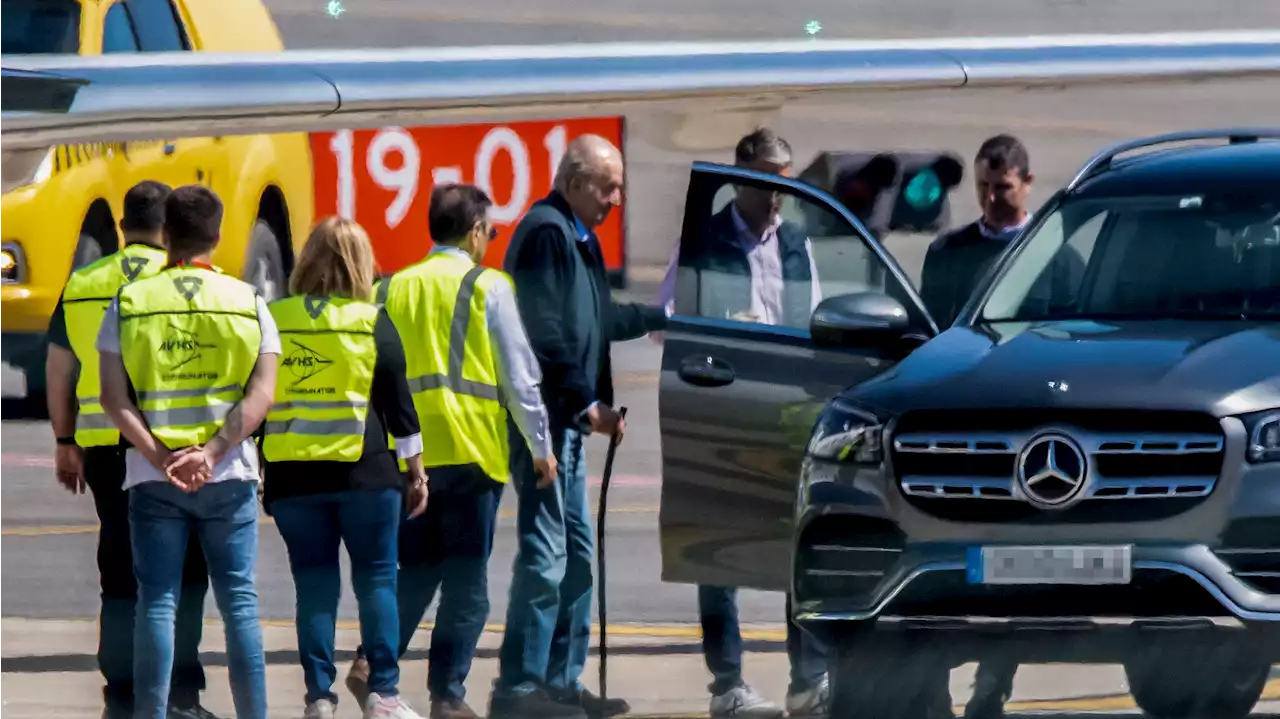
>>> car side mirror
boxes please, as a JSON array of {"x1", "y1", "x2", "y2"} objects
[{"x1": 810, "y1": 292, "x2": 913, "y2": 347}]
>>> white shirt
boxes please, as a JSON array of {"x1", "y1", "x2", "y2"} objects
[
  {"x1": 658, "y1": 204, "x2": 823, "y2": 326},
  {"x1": 96, "y1": 294, "x2": 281, "y2": 490}
]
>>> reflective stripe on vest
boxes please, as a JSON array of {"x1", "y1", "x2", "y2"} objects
[
  {"x1": 117, "y1": 267, "x2": 261, "y2": 449},
  {"x1": 383, "y1": 252, "x2": 510, "y2": 482},
  {"x1": 261, "y1": 295, "x2": 379, "y2": 462},
  {"x1": 63, "y1": 244, "x2": 169, "y2": 447}
]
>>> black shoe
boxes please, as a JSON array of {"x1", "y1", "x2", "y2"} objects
[
  {"x1": 558, "y1": 689, "x2": 630, "y2": 719},
  {"x1": 489, "y1": 688, "x2": 588, "y2": 719},
  {"x1": 167, "y1": 703, "x2": 225, "y2": 719}
]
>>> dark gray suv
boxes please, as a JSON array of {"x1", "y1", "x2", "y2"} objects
[{"x1": 656, "y1": 129, "x2": 1279, "y2": 719}]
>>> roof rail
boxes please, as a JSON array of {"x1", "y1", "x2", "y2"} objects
[{"x1": 1065, "y1": 128, "x2": 1280, "y2": 192}]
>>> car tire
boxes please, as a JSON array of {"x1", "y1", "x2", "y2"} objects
[
  {"x1": 1124, "y1": 638, "x2": 1269, "y2": 719},
  {"x1": 71, "y1": 232, "x2": 105, "y2": 271},
  {"x1": 243, "y1": 218, "x2": 286, "y2": 301},
  {"x1": 830, "y1": 627, "x2": 954, "y2": 719}
]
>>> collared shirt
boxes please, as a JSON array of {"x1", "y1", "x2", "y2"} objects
[
  {"x1": 96, "y1": 293, "x2": 282, "y2": 490},
  {"x1": 657, "y1": 203, "x2": 823, "y2": 325},
  {"x1": 429, "y1": 245, "x2": 553, "y2": 461},
  {"x1": 572, "y1": 214, "x2": 590, "y2": 242},
  {"x1": 978, "y1": 214, "x2": 1030, "y2": 242}
]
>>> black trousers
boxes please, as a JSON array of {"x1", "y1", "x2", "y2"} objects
[{"x1": 84, "y1": 446, "x2": 210, "y2": 712}]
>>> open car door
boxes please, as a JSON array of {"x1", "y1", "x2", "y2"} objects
[{"x1": 658, "y1": 161, "x2": 938, "y2": 591}]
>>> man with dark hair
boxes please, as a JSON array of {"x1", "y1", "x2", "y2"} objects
[
  {"x1": 920, "y1": 134, "x2": 1035, "y2": 328},
  {"x1": 162, "y1": 183, "x2": 225, "y2": 256},
  {"x1": 99, "y1": 184, "x2": 277, "y2": 719},
  {"x1": 655, "y1": 128, "x2": 829, "y2": 718},
  {"x1": 45, "y1": 180, "x2": 220, "y2": 719},
  {"x1": 350, "y1": 183, "x2": 555, "y2": 719}
]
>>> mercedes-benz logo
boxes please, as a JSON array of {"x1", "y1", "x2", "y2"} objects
[{"x1": 1017, "y1": 432, "x2": 1087, "y2": 508}]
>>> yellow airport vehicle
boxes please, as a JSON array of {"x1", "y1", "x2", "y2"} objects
[{"x1": 1, "y1": 0, "x2": 314, "y2": 400}]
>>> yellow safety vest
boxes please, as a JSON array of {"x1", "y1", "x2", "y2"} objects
[
  {"x1": 261, "y1": 295, "x2": 379, "y2": 462},
  {"x1": 383, "y1": 252, "x2": 511, "y2": 482},
  {"x1": 117, "y1": 266, "x2": 262, "y2": 449},
  {"x1": 62, "y1": 244, "x2": 168, "y2": 447}
]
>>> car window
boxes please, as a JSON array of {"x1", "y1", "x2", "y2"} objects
[
  {"x1": 981, "y1": 191, "x2": 1280, "y2": 321},
  {"x1": 102, "y1": 3, "x2": 142, "y2": 53},
  {"x1": 2, "y1": 0, "x2": 80, "y2": 54},
  {"x1": 123, "y1": 0, "x2": 189, "y2": 51},
  {"x1": 672, "y1": 180, "x2": 898, "y2": 331}
]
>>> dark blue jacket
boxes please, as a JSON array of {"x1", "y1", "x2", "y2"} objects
[
  {"x1": 504, "y1": 192, "x2": 667, "y2": 428},
  {"x1": 691, "y1": 205, "x2": 814, "y2": 327}
]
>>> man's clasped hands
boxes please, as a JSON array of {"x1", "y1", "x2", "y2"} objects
[{"x1": 150, "y1": 443, "x2": 222, "y2": 492}]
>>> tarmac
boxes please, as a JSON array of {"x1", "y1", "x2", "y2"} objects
[{"x1": 5, "y1": 617, "x2": 1279, "y2": 719}]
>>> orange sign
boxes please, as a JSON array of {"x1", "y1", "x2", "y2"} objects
[{"x1": 310, "y1": 118, "x2": 627, "y2": 275}]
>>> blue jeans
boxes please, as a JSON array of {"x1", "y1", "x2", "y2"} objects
[
  {"x1": 497, "y1": 424, "x2": 593, "y2": 698},
  {"x1": 271, "y1": 488, "x2": 403, "y2": 705},
  {"x1": 129, "y1": 480, "x2": 267, "y2": 719},
  {"x1": 699, "y1": 587, "x2": 828, "y2": 695},
  {"x1": 395, "y1": 465, "x2": 504, "y2": 701},
  {"x1": 85, "y1": 447, "x2": 209, "y2": 714}
]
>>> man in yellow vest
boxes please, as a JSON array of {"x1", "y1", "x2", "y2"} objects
[
  {"x1": 347, "y1": 183, "x2": 555, "y2": 719},
  {"x1": 97, "y1": 185, "x2": 278, "y2": 719},
  {"x1": 45, "y1": 180, "x2": 218, "y2": 719}
]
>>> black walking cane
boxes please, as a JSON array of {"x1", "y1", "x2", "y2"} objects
[{"x1": 595, "y1": 405, "x2": 627, "y2": 704}]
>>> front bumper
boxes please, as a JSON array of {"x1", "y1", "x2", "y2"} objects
[{"x1": 792, "y1": 415, "x2": 1280, "y2": 625}]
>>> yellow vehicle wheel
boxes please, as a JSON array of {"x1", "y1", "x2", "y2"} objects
[
  {"x1": 244, "y1": 218, "x2": 286, "y2": 301},
  {"x1": 72, "y1": 232, "x2": 105, "y2": 271}
]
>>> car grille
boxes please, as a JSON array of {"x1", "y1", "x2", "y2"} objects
[{"x1": 890, "y1": 410, "x2": 1225, "y2": 506}]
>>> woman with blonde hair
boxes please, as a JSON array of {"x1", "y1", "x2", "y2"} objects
[{"x1": 261, "y1": 216, "x2": 429, "y2": 719}]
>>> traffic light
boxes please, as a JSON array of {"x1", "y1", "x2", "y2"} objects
[{"x1": 799, "y1": 151, "x2": 966, "y2": 237}]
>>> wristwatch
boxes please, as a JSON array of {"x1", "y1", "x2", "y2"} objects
[{"x1": 55, "y1": 436, "x2": 77, "y2": 446}]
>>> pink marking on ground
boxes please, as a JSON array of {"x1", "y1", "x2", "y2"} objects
[
  {"x1": 588, "y1": 474, "x2": 662, "y2": 487},
  {"x1": 2, "y1": 453, "x2": 54, "y2": 468}
]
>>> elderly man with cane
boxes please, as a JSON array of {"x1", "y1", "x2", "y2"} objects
[{"x1": 489, "y1": 135, "x2": 669, "y2": 719}]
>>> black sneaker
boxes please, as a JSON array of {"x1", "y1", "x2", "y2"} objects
[
  {"x1": 167, "y1": 703, "x2": 225, "y2": 719},
  {"x1": 557, "y1": 689, "x2": 630, "y2": 719},
  {"x1": 489, "y1": 688, "x2": 588, "y2": 719}
]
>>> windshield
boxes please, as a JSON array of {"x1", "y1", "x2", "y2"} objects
[
  {"x1": 2, "y1": 0, "x2": 81, "y2": 55},
  {"x1": 980, "y1": 190, "x2": 1280, "y2": 322}
]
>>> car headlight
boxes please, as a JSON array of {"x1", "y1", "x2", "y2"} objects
[
  {"x1": 807, "y1": 399, "x2": 885, "y2": 464},
  {"x1": 1247, "y1": 411, "x2": 1280, "y2": 464},
  {"x1": 0, "y1": 148, "x2": 54, "y2": 193},
  {"x1": 1, "y1": 241, "x2": 25, "y2": 284}
]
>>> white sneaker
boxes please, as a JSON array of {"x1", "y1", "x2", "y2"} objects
[
  {"x1": 710, "y1": 684, "x2": 785, "y2": 718},
  {"x1": 302, "y1": 699, "x2": 336, "y2": 719},
  {"x1": 785, "y1": 674, "x2": 831, "y2": 717},
  {"x1": 364, "y1": 692, "x2": 424, "y2": 719}
]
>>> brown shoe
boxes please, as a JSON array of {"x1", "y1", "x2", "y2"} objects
[
  {"x1": 430, "y1": 698, "x2": 482, "y2": 719},
  {"x1": 345, "y1": 656, "x2": 371, "y2": 708}
]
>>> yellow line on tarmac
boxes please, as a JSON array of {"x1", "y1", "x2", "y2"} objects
[
  {"x1": 272, "y1": 617, "x2": 777, "y2": 641},
  {"x1": 1, "y1": 506, "x2": 659, "y2": 537},
  {"x1": 43, "y1": 615, "x2": 764, "y2": 641}
]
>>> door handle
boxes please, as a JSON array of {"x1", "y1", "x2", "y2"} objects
[
  {"x1": 163, "y1": 142, "x2": 176, "y2": 156},
  {"x1": 678, "y1": 355, "x2": 736, "y2": 387}
]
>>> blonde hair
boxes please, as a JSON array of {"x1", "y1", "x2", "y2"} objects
[{"x1": 289, "y1": 216, "x2": 377, "y2": 301}]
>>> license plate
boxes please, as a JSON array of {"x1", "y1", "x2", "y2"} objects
[{"x1": 966, "y1": 545, "x2": 1132, "y2": 585}]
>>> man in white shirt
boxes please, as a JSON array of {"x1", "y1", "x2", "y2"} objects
[{"x1": 654, "y1": 128, "x2": 830, "y2": 719}]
